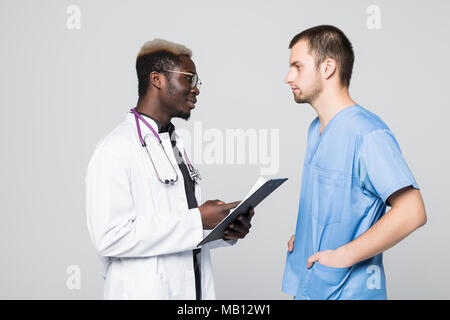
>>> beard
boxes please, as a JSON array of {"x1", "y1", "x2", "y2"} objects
[
  {"x1": 166, "y1": 81, "x2": 192, "y2": 121},
  {"x1": 294, "y1": 78, "x2": 323, "y2": 104},
  {"x1": 174, "y1": 109, "x2": 191, "y2": 121}
]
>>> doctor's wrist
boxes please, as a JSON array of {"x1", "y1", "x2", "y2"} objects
[{"x1": 336, "y1": 245, "x2": 357, "y2": 268}]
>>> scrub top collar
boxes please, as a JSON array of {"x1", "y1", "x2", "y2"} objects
[
  {"x1": 310, "y1": 104, "x2": 359, "y2": 163},
  {"x1": 318, "y1": 104, "x2": 359, "y2": 137}
]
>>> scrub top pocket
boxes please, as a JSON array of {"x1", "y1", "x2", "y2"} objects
[
  {"x1": 307, "y1": 262, "x2": 350, "y2": 300},
  {"x1": 312, "y1": 167, "x2": 346, "y2": 226}
]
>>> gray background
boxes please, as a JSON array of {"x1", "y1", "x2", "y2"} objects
[{"x1": 0, "y1": 0, "x2": 448, "y2": 299}]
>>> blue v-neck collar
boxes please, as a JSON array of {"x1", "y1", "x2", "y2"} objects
[{"x1": 308, "y1": 104, "x2": 359, "y2": 164}]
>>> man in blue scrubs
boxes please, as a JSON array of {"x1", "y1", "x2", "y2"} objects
[{"x1": 282, "y1": 25, "x2": 427, "y2": 300}]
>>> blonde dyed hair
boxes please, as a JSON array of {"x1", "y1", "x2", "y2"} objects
[{"x1": 137, "y1": 38, "x2": 192, "y2": 59}]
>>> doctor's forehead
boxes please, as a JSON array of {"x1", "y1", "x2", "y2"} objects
[
  {"x1": 178, "y1": 55, "x2": 197, "y2": 73},
  {"x1": 289, "y1": 40, "x2": 313, "y2": 65}
]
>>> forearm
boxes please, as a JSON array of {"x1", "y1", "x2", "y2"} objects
[
  {"x1": 338, "y1": 191, "x2": 426, "y2": 267},
  {"x1": 88, "y1": 208, "x2": 204, "y2": 257}
]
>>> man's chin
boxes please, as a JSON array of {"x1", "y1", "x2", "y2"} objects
[
  {"x1": 294, "y1": 96, "x2": 309, "y2": 104},
  {"x1": 294, "y1": 92, "x2": 316, "y2": 104},
  {"x1": 174, "y1": 111, "x2": 191, "y2": 121}
]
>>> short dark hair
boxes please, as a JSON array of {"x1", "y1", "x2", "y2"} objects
[
  {"x1": 289, "y1": 25, "x2": 354, "y2": 88},
  {"x1": 136, "y1": 51, "x2": 179, "y2": 97}
]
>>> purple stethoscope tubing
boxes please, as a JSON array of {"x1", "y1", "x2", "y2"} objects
[
  {"x1": 131, "y1": 107, "x2": 178, "y2": 184},
  {"x1": 131, "y1": 107, "x2": 161, "y2": 145},
  {"x1": 131, "y1": 107, "x2": 199, "y2": 184}
]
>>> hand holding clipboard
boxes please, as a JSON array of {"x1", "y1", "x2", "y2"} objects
[{"x1": 198, "y1": 177, "x2": 288, "y2": 247}]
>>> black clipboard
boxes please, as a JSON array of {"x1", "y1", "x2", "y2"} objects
[{"x1": 197, "y1": 178, "x2": 288, "y2": 247}]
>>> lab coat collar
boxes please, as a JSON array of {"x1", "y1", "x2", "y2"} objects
[{"x1": 126, "y1": 111, "x2": 177, "y2": 142}]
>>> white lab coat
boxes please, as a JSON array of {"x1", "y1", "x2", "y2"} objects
[{"x1": 86, "y1": 112, "x2": 235, "y2": 299}]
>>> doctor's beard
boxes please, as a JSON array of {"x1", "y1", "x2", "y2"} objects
[
  {"x1": 166, "y1": 83, "x2": 192, "y2": 121},
  {"x1": 174, "y1": 109, "x2": 191, "y2": 121},
  {"x1": 294, "y1": 78, "x2": 323, "y2": 104}
]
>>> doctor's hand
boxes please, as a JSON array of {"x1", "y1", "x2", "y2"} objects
[
  {"x1": 287, "y1": 234, "x2": 295, "y2": 252},
  {"x1": 223, "y1": 207, "x2": 255, "y2": 241},
  {"x1": 306, "y1": 249, "x2": 352, "y2": 269},
  {"x1": 199, "y1": 200, "x2": 241, "y2": 230}
]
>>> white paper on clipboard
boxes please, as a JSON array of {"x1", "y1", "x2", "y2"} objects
[{"x1": 197, "y1": 176, "x2": 288, "y2": 247}]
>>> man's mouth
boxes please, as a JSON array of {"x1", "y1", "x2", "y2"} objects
[{"x1": 186, "y1": 99, "x2": 196, "y2": 109}]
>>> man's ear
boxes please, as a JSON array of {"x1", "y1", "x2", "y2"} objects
[
  {"x1": 149, "y1": 71, "x2": 163, "y2": 89},
  {"x1": 320, "y1": 58, "x2": 337, "y2": 80}
]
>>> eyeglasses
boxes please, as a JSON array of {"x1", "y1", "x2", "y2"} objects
[{"x1": 165, "y1": 70, "x2": 202, "y2": 90}]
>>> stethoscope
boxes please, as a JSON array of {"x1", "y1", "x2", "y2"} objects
[{"x1": 131, "y1": 107, "x2": 201, "y2": 185}]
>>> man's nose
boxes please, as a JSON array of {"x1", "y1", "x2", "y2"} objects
[
  {"x1": 191, "y1": 86, "x2": 200, "y2": 95},
  {"x1": 285, "y1": 70, "x2": 294, "y2": 84}
]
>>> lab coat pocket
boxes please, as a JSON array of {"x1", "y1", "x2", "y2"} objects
[
  {"x1": 313, "y1": 169, "x2": 346, "y2": 225},
  {"x1": 122, "y1": 257, "x2": 170, "y2": 300},
  {"x1": 307, "y1": 262, "x2": 350, "y2": 300},
  {"x1": 127, "y1": 273, "x2": 170, "y2": 300}
]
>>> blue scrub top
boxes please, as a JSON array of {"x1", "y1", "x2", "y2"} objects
[{"x1": 282, "y1": 104, "x2": 419, "y2": 300}]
